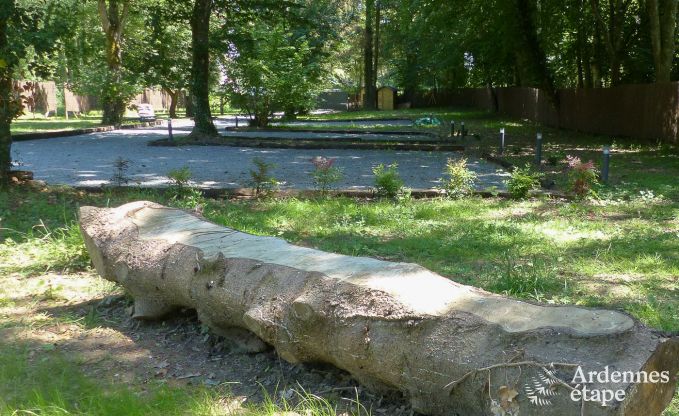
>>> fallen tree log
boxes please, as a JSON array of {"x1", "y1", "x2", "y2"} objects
[{"x1": 80, "y1": 201, "x2": 679, "y2": 416}]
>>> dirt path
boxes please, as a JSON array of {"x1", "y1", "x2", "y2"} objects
[{"x1": 0, "y1": 271, "x2": 416, "y2": 415}]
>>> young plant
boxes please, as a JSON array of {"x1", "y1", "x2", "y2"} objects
[
  {"x1": 249, "y1": 157, "x2": 280, "y2": 197},
  {"x1": 506, "y1": 164, "x2": 543, "y2": 199},
  {"x1": 566, "y1": 155, "x2": 599, "y2": 198},
  {"x1": 546, "y1": 151, "x2": 566, "y2": 166},
  {"x1": 167, "y1": 166, "x2": 192, "y2": 189},
  {"x1": 167, "y1": 166, "x2": 204, "y2": 209},
  {"x1": 373, "y1": 163, "x2": 405, "y2": 199},
  {"x1": 110, "y1": 157, "x2": 130, "y2": 187},
  {"x1": 310, "y1": 156, "x2": 343, "y2": 196},
  {"x1": 442, "y1": 157, "x2": 477, "y2": 198}
]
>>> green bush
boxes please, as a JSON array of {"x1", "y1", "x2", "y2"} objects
[
  {"x1": 546, "y1": 151, "x2": 566, "y2": 166},
  {"x1": 506, "y1": 164, "x2": 543, "y2": 199},
  {"x1": 249, "y1": 158, "x2": 280, "y2": 197},
  {"x1": 566, "y1": 155, "x2": 599, "y2": 198},
  {"x1": 373, "y1": 163, "x2": 404, "y2": 199},
  {"x1": 442, "y1": 157, "x2": 477, "y2": 198},
  {"x1": 167, "y1": 167, "x2": 204, "y2": 209},
  {"x1": 167, "y1": 166, "x2": 192, "y2": 188},
  {"x1": 310, "y1": 156, "x2": 343, "y2": 196}
]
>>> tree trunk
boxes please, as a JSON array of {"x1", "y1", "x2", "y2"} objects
[
  {"x1": 363, "y1": 0, "x2": 376, "y2": 110},
  {"x1": 646, "y1": 0, "x2": 678, "y2": 82},
  {"x1": 163, "y1": 87, "x2": 178, "y2": 119},
  {"x1": 590, "y1": 0, "x2": 630, "y2": 86},
  {"x1": 98, "y1": 0, "x2": 128, "y2": 126},
  {"x1": 513, "y1": 0, "x2": 560, "y2": 110},
  {"x1": 187, "y1": 0, "x2": 218, "y2": 140},
  {"x1": 373, "y1": 0, "x2": 380, "y2": 89},
  {"x1": 0, "y1": 9, "x2": 13, "y2": 188},
  {"x1": 185, "y1": 91, "x2": 194, "y2": 117},
  {"x1": 80, "y1": 201, "x2": 679, "y2": 416}
]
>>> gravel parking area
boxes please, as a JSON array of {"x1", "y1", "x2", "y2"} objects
[{"x1": 12, "y1": 119, "x2": 509, "y2": 190}]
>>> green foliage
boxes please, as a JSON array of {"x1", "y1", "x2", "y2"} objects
[
  {"x1": 0, "y1": 221, "x2": 89, "y2": 277},
  {"x1": 372, "y1": 163, "x2": 404, "y2": 199},
  {"x1": 566, "y1": 155, "x2": 599, "y2": 198},
  {"x1": 222, "y1": 21, "x2": 325, "y2": 126},
  {"x1": 310, "y1": 156, "x2": 343, "y2": 196},
  {"x1": 546, "y1": 151, "x2": 566, "y2": 166},
  {"x1": 484, "y1": 253, "x2": 565, "y2": 300},
  {"x1": 249, "y1": 157, "x2": 280, "y2": 198},
  {"x1": 506, "y1": 164, "x2": 543, "y2": 199},
  {"x1": 166, "y1": 166, "x2": 204, "y2": 209},
  {"x1": 442, "y1": 157, "x2": 477, "y2": 198},
  {"x1": 167, "y1": 166, "x2": 192, "y2": 188}
]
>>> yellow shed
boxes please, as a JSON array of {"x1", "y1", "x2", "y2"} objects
[{"x1": 377, "y1": 86, "x2": 397, "y2": 110}]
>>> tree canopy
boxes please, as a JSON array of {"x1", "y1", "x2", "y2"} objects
[{"x1": 0, "y1": 0, "x2": 677, "y2": 182}]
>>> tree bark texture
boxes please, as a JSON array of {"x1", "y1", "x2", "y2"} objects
[
  {"x1": 363, "y1": 0, "x2": 376, "y2": 110},
  {"x1": 80, "y1": 202, "x2": 679, "y2": 416},
  {"x1": 0, "y1": 4, "x2": 14, "y2": 188},
  {"x1": 645, "y1": 0, "x2": 678, "y2": 82},
  {"x1": 188, "y1": 0, "x2": 218, "y2": 139},
  {"x1": 98, "y1": 0, "x2": 128, "y2": 126}
]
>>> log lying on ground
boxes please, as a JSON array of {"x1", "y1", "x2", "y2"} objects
[{"x1": 80, "y1": 202, "x2": 679, "y2": 416}]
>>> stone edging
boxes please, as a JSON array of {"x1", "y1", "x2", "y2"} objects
[
  {"x1": 148, "y1": 137, "x2": 464, "y2": 152},
  {"x1": 13, "y1": 120, "x2": 164, "y2": 142},
  {"x1": 69, "y1": 184, "x2": 568, "y2": 200},
  {"x1": 225, "y1": 126, "x2": 436, "y2": 137}
]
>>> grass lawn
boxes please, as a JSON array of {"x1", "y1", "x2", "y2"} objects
[
  {"x1": 11, "y1": 110, "x2": 185, "y2": 135},
  {"x1": 1, "y1": 107, "x2": 678, "y2": 415},
  {"x1": 11, "y1": 115, "x2": 104, "y2": 135}
]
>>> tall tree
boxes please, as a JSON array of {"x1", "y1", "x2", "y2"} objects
[
  {"x1": 137, "y1": 1, "x2": 192, "y2": 118},
  {"x1": 363, "y1": 0, "x2": 376, "y2": 109},
  {"x1": 187, "y1": 0, "x2": 218, "y2": 139},
  {"x1": 590, "y1": 0, "x2": 635, "y2": 85},
  {"x1": 644, "y1": 0, "x2": 678, "y2": 82},
  {"x1": 0, "y1": 0, "x2": 60, "y2": 187},
  {"x1": 98, "y1": 0, "x2": 130, "y2": 125},
  {"x1": 510, "y1": 0, "x2": 560, "y2": 106},
  {"x1": 0, "y1": 0, "x2": 14, "y2": 187}
]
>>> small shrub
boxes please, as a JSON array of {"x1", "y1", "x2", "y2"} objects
[
  {"x1": 373, "y1": 163, "x2": 404, "y2": 199},
  {"x1": 166, "y1": 166, "x2": 204, "y2": 209},
  {"x1": 310, "y1": 156, "x2": 343, "y2": 196},
  {"x1": 442, "y1": 157, "x2": 477, "y2": 198},
  {"x1": 566, "y1": 155, "x2": 598, "y2": 198},
  {"x1": 168, "y1": 166, "x2": 192, "y2": 188},
  {"x1": 249, "y1": 157, "x2": 280, "y2": 197},
  {"x1": 546, "y1": 151, "x2": 565, "y2": 166},
  {"x1": 506, "y1": 164, "x2": 543, "y2": 199},
  {"x1": 110, "y1": 157, "x2": 130, "y2": 186}
]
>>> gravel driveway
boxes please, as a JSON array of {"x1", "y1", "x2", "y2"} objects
[{"x1": 12, "y1": 119, "x2": 509, "y2": 190}]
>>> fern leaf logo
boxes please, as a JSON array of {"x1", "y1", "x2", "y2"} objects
[{"x1": 524, "y1": 369, "x2": 559, "y2": 406}]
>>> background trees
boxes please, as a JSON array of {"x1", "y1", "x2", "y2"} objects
[{"x1": 1, "y1": 0, "x2": 678, "y2": 180}]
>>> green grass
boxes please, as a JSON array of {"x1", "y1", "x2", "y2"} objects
[
  {"x1": 299, "y1": 108, "x2": 491, "y2": 121},
  {"x1": 11, "y1": 116, "x2": 103, "y2": 134},
  {"x1": 0, "y1": 342, "x2": 362, "y2": 416},
  {"x1": 0, "y1": 344, "x2": 202, "y2": 415},
  {"x1": 0, "y1": 184, "x2": 677, "y2": 414},
  {"x1": 10, "y1": 110, "x2": 186, "y2": 135}
]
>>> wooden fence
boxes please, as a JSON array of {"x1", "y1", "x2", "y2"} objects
[
  {"x1": 17, "y1": 81, "x2": 175, "y2": 116},
  {"x1": 412, "y1": 83, "x2": 679, "y2": 143}
]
